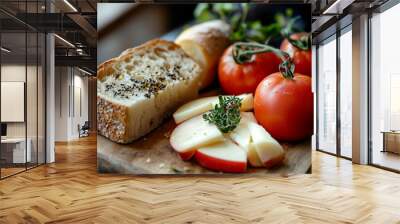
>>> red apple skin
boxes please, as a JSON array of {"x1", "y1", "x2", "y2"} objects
[
  {"x1": 195, "y1": 151, "x2": 247, "y2": 173},
  {"x1": 264, "y1": 154, "x2": 285, "y2": 168},
  {"x1": 169, "y1": 137, "x2": 195, "y2": 160},
  {"x1": 178, "y1": 150, "x2": 195, "y2": 161}
]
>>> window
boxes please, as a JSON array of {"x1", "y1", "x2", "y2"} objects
[
  {"x1": 339, "y1": 27, "x2": 352, "y2": 158},
  {"x1": 370, "y1": 2, "x2": 400, "y2": 171},
  {"x1": 0, "y1": 1, "x2": 46, "y2": 179},
  {"x1": 317, "y1": 35, "x2": 337, "y2": 154}
]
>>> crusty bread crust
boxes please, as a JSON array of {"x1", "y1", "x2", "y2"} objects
[
  {"x1": 175, "y1": 20, "x2": 231, "y2": 89},
  {"x1": 97, "y1": 39, "x2": 200, "y2": 143},
  {"x1": 97, "y1": 96, "x2": 129, "y2": 143},
  {"x1": 97, "y1": 58, "x2": 116, "y2": 81}
]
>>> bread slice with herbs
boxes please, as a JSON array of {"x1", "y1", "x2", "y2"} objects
[{"x1": 97, "y1": 39, "x2": 201, "y2": 143}]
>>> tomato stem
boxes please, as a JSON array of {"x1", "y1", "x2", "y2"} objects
[
  {"x1": 232, "y1": 42, "x2": 295, "y2": 79},
  {"x1": 285, "y1": 34, "x2": 311, "y2": 51},
  {"x1": 281, "y1": 17, "x2": 311, "y2": 51}
]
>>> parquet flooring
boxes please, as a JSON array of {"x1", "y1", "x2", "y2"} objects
[
  {"x1": 1, "y1": 167, "x2": 26, "y2": 178},
  {"x1": 0, "y1": 135, "x2": 400, "y2": 224}
]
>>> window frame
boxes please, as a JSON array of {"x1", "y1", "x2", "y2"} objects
[
  {"x1": 0, "y1": 0, "x2": 47, "y2": 180},
  {"x1": 315, "y1": 23, "x2": 353, "y2": 161},
  {"x1": 367, "y1": 0, "x2": 400, "y2": 173}
]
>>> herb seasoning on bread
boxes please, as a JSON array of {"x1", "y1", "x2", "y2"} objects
[{"x1": 97, "y1": 39, "x2": 201, "y2": 143}]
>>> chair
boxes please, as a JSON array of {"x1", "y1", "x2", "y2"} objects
[{"x1": 78, "y1": 121, "x2": 90, "y2": 138}]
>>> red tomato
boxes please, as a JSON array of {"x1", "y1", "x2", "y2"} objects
[
  {"x1": 280, "y1": 32, "x2": 312, "y2": 76},
  {"x1": 254, "y1": 72, "x2": 313, "y2": 142},
  {"x1": 218, "y1": 45, "x2": 281, "y2": 95}
]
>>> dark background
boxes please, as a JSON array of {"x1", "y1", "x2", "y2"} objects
[{"x1": 98, "y1": 3, "x2": 311, "y2": 64}]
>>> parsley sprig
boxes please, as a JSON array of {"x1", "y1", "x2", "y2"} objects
[{"x1": 203, "y1": 96, "x2": 242, "y2": 133}]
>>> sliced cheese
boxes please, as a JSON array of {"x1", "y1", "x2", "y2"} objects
[{"x1": 173, "y1": 94, "x2": 254, "y2": 124}]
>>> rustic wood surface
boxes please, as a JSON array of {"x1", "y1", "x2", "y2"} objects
[
  {"x1": 97, "y1": 118, "x2": 311, "y2": 175},
  {"x1": 1, "y1": 135, "x2": 400, "y2": 223},
  {"x1": 97, "y1": 89, "x2": 310, "y2": 175}
]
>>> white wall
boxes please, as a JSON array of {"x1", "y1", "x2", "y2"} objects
[
  {"x1": 1, "y1": 65, "x2": 39, "y2": 138},
  {"x1": 55, "y1": 66, "x2": 69, "y2": 141},
  {"x1": 71, "y1": 73, "x2": 89, "y2": 138},
  {"x1": 1, "y1": 65, "x2": 26, "y2": 139},
  {"x1": 1, "y1": 63, "x2": 46, "y2": 164},
  {"x1": 54, "y1": 67, "x2": 89, "y2": 141}
]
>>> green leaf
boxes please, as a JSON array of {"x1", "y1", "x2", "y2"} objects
[
  {"x1": 286, "y1": 8, "x2": 293, "y2": 17},
  {"x1": 212, "y1": 3, "x2": 236, "y2": 21},
  {"x1": 274, "y1": 13, "x2": 286, "y2": 27},
  {"x1": 230, "y1": 31, "x2": 244, "y2": 42},
  {"x1": 249, "y1": 21, "x2": 262, "y2": 30},
  {"x1": 194, "y1": 3, "x2": 209, "y2": 18},
  {"x1": 194, "y1": 3, "x2": 215, "y2": 22},
  {"x1": 247, "y1": 29, "x2": 266, "y2": 43},
  {"x1": 213, "y1": 3, "x2": 235, "y2": 14},
  {"x1": 193, "y1": 3, "x2": 293, "y2": 44},
  {"x1": 229, "y1": 14, "x2": 241, "y2": 30}
]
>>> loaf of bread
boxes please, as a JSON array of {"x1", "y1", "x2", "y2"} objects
[
  {"x1": 175, "y1": 20, "x2": 231, "y2": 89},
  {"x1": 97, "y1": 39, "x2": 201, "y2": 143}
]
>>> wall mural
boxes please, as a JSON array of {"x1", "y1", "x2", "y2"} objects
[{"x1": 97, "y1": 3, "x2": 312, "y2": 175}]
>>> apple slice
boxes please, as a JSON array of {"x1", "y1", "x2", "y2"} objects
[
  {"x1": 247, "y1": 143, "x2": 264, "y2": 167},
  {"x1": 247, "y1": 122, "x2": 285, "y2": 168},
  {"x1": 238, "y1": 94, "x2": 254, "y2": 111},
  {"x1": 170, "y1": 114, "x2": 224, "y2": 160},
  {"x1": 173, "y1": 96, "x2": 216, "y2": 124},
  {"x1": 173, "y1": 94, "x2": 254, "y2": 124},
  {"x1": 241, "y1": 111, "x2": 257, "y2": 123},
  {"x1": 195, "y1": 139, "x2": 247, "y2": 173},
  {"x1": 229, "y1": 114, "x2": 263, "y2": 167}
]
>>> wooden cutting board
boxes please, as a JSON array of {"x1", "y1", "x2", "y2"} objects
[{"x1": 97, "y1": 117, "x2": 311, "y2": 176}]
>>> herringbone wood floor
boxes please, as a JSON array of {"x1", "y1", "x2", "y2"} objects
[{"x1": 0, "y1": 135, "x2": 399, "y2": 224}]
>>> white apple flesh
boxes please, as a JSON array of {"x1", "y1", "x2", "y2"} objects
[
  {"x1": 247, "y1": 122, "x2": 285, "y2": 168},
  {"x1": 247, "y1": 143, "x2": 264, "y2": 167},
  {"x1": 170, "y1": 115, "x2": 224, "y2": 160},
  {"x1": 240, "y1": 111, "x2": 257, "y2": 123},
  {"x1": 229, "y1": 114, "x2": 263, "y2": 167},
  {"x1": 195, "y1": 139, "x2": 247, "y2": 173},
  {"x1": 173, "y1": 94, "x2": 254, "y2": 124}
]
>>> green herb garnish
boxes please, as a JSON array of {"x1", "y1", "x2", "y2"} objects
[
  {"x1": 194, "y1": 3, "x2": 305, "y2": 44},
  {"x1": 203, "y1": 96, "x2": 242, "y2": 133}
]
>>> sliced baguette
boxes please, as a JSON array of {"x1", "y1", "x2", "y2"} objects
[
  {"x1": 175, "y1": 20, "x2": 231, "y2": 89},
  {"x1": 97, "y1": 39, "x2": 201, "y2": 143}
]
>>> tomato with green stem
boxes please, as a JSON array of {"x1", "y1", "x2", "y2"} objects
[
  {"x1": 254, "y1": 72, "x2": 313, "y2": 141},
  {"x1": 233, "y1": 42, "x2": 313, "y2": 141},
  {"x1": 280, "y1": 32, "x2": 311, "y2": 76},
  {"x1": 218, "y1": 44, "x2": 280, "y2": 95}
]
